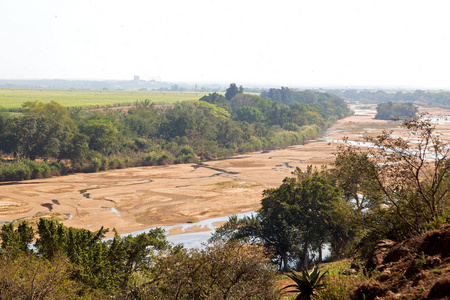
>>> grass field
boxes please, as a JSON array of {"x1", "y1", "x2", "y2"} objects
[{"x1": 0, "y1": 88, "x2": 210, "y2": 109}]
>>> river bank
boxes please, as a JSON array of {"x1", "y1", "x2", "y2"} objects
[{"x1": 1, "y1": 104, "x2": 448, "y2": 239}]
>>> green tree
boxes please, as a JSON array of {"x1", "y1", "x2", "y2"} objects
[
  {"x1": 4, "y1": 115, "x2": 66, "y2": 160},
  {"x1": 125, "y1": 101, "x2": 161, "y2": 139},
  {"x1": 199, "y1": 92, "x2": 229, "y2": 108},
  {"x1": 33, "y1": 218, "x2": 169, "y2": 291},
  {"x1": 225, "y1": 83, "x2": 243, "y2": 100},
  {"x1": 107, "y1": 229, "x2": 169, "y2": 287},
  {"x1": 0, "y1": 221, "x2": 34, "y2": 254},
  {"x1": 81, "y1": 119, "x2": 119, "y2": 155},
  {"x1": 65, "y1": 132, "x2": 90, "y2": 165},
  {"x1": 375, "y1": 101, "x2": 418, "y2": 120},
  {"x1": 234, "y1": 106, "x2": 265, "y2": 123},
  {"x1": 22, "y1": 100, "x2": 76, "y2": 131},
  {"x1": 333, "y1": 144, "x2": 382, "y2": 212},
  {"x1": 213, "y1": 167, "x2": 346, "y2": 271},
  {"x1": 216, "y1": 118, "x2": 244, "y2": 149}
]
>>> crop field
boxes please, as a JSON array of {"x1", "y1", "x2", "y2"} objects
[{"x1": 0, "y1": 88, "x2": 210, "y2": 109}]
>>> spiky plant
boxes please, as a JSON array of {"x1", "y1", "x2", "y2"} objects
[{"x1": 282, "y1": 266, "x2": 328, "y2": 300}]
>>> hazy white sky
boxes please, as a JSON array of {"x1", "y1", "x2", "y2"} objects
[{"x1": 1, "y1": 0, "x2": 449, "y2": 89}]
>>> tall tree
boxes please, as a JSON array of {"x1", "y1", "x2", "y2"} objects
[
  {"x1": 81, "y1": 119, "x2": 119, "y2": 155},
  {"x1": 225, "y1": 83, "x2": 243, "y2": 100},
  {"x1": 212, "y1": 167, "x2": 346, "y2": 271}
]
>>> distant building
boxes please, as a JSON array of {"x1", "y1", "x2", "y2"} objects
[{"x1": 133, "y1": 75, "x2": 140, "y2": 85}]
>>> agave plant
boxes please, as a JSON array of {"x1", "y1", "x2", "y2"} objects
[{"x1": 282, "y1": 266, "x2": 327, "y2": 300}]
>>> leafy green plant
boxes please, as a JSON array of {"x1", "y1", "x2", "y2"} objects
[
  {"x1": 282, "y1": 266, "x2": 328, "y2": 300},
  {"x1": 416, "y1": 251, "x2": 426, "y2": 269}
]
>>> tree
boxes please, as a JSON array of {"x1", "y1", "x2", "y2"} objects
[
  {"x1": 225, "y1": 83, "x2": 243, "y2": 100},
  {"x1": 107, "y1": 229, "x2": 169, "y2": 287},
  {"x1": 335, "y1": 116, "x2": 450, "y2": 236},
  {"x1": 375, "y1": 102, "x2": 418, "y2": 120},
  {"x1": 4, "y1": 115, "x2": 66, "y2": 160},
  {"x1": 0, "y1": 112, "x2": 11, "y2": 153},
  {"x1": 0, "y1": 251, "x2": 78, "y2": 299},
  {"x1": 81, "y1": 119, "x2": 119, "y2": 155},
  {"x1": 216, "y1": 119, "x2": 244, "y2": 149},
  {"x1": 333, "y1": 144, "x2": 382, "y2": 212},
  {"x1": 234, "y1": 106, "x2": 265, "y2": 123},
  {"x1": 283, "y1": 171, "x2": 342, "y2": 268},
  {"x1": 125, "y1": 101, "x2": 161, "y2": 139},
  {"x1": 22, "y1": 100, "x2": 76, "y2": 132},
  {"x1": 65, "y1": 132, "x2": 90, "y2": 165},
  {"x1": 212, "y1": 167, "x2": 346, "y2": 271},
  {"x1": 3, "y1": 103, "x2": 79, "y2": 161},
  {"x1": 138, "y1": 241, "x2": 279, "y2": 299},
  {"x1": 199, "y1": 92, "x2": 229, "y2": 108},
  {"x1": 0, "y1": 221, "x2": 34, "y2": 254},
  {"x1": 33, "y1": 218, "x2": 169, "y2": 291}
]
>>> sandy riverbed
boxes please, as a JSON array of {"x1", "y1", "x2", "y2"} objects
[{"x1": 1, "y1": 105, "x2": 449, "y2": 238}]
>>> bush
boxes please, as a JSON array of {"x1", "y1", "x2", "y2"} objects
[
  {"x1": 86, "y1": 158, "x2": 102, "y2": 173},
  {"x1": 0, "y1": 162, "x2": 32, "y2": 181},
  {"x1": 139, "y1": 242, "x2": 280, "y2": 299},
  {"x1": 0, "y1": 251, "x2": 79, "y2": 299},
  {"x1": 22, "y1": 159, "x2": 52, "y2": 179},
  {"x1": 156, "y1": 153, "x2": 174, "y2": 165},
  {"x1": 142, "y1": 153, "x2": 156, "y2": 166},
  {"x1": 284, "y1": 122, "x2": 301, "y2": 132},
  {"x1": 50, "y1": 161, "x2": 65, "y2": 176}
]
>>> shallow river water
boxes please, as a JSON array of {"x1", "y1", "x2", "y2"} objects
[{"x1": 126, "y1": 211, "x2": 256, "y2": 248}]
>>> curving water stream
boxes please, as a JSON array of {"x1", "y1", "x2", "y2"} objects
[{"x1": 125, "y1": 211, "x2": 256, "y2": 249}]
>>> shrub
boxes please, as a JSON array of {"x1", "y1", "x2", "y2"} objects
[
  {"x1": 139, "y1": 242, "x2": 280, "y2": 299},
  {"x1": 156, "y1": 153, "x2": 174, "y2": 165},
  {"x1": 282, "y1": 267, "x2": 327, "y2": 300}
]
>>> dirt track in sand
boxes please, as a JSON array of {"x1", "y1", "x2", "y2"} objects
[{"x1": 1, "y1": 105, "x2": 449, "y2": 237}]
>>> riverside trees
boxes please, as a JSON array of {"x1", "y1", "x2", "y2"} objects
[{"x1": 0, "y1": 86, "x2": 352, "y2": 181}]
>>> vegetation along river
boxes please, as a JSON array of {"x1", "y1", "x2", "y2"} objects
[{"x1": 1, "y1": 104, "x2": 449, "y2": 246}]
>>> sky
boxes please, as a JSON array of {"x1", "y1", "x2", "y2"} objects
[{"x1": 1, "y1": 0, "x2": 450, "y2": 89}]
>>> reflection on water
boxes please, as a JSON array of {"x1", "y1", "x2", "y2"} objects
[{"x1": 126, "y1": 211, "x2": 256, "y2": 248}]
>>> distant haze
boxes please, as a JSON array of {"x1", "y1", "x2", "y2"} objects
[{"x1": 1, "y1": 0, "x2": 450, "y2": 89}]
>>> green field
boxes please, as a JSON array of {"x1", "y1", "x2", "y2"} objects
[{"x1": 0, "y1": 88, "x2": 210, "y2": 109}]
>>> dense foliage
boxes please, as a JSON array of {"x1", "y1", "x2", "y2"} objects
[
  {"x1": 0, "y1": 219, "x2": 279, "y2": 299},
  {"x1": 0, "y1": 85, "x2": 352, "y2": 181},
  {"x1": 374, "y1": 101, "x2": 417, "y2": 120}
]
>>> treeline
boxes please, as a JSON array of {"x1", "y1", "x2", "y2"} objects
[
  {"x1": 0, "y1": 85, "x2": 352, "y2": 181},
  {"x1": 375, "y1": 102, "x2": 418, "y2": 120},
  {"x1": 331, "y1": 89, "x2": 450, "y2": 109},
  {"x1": 0, "y1": 219, "x2": 279, "y2": 299}
]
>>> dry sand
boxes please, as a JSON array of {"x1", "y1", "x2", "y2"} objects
[{"x1": 1, "y1": 105, "x2": 449, "y2": 237}]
